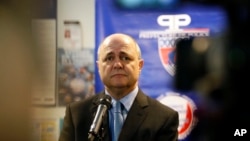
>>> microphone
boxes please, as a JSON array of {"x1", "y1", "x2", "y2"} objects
[{"x1": 88, "y1": 95, "x2": 112, "y2": 141}]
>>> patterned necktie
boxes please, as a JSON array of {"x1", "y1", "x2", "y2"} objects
[{"x1": 113, "y1": 101, "x2": 123, "y2": 141}]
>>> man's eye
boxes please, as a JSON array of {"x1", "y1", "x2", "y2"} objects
[
  {"x1": 121, "y1": 56, "x2": 130, "y2": 61},
  {"x1": 105, "y1": 56, "x2": 113, "y2": 61}
]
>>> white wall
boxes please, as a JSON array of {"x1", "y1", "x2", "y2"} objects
[{"x1": 32, "y1": 0, "x2": 95, "y2": 140}]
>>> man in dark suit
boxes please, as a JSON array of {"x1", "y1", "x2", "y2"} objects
[{"x1": 59, "y1": 33, "x2": 179, "y2": 141}]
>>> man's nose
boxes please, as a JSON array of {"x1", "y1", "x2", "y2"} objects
[{"x1": 113, "y1": 59, "x2": 123, "y2": 69}]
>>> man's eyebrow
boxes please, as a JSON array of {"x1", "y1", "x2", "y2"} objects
[
  {"x1": 105, "y1": 52, "x2": 114, "y2": 56},
  {"x1": 119, "y1": 52, "x2": 128, "y2": 55},
  {"x1": 103, "y1": 51, "x2": 132, "y2": 57}
]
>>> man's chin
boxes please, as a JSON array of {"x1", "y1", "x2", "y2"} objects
[
  {"x1": 111, "y1": 83, "x2": 128, "y2": 88},
  {"x1": 113, "y1": 85, "x2": 127, "y2": 88}
]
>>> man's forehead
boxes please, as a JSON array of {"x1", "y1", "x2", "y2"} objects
[
  {"x1": 98, "y1": 34, "x2": 137, "y2": 57},
  {"x1": 101, "y1": 38, "x2": 134, "y2": 52},
  {"x1": 103, "y1": 36, "x2": 131, "y2": 47},
  {"x1": 102, "y1": 46, "x2": 130, "y2": 54}
]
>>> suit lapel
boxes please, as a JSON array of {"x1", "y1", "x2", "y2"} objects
[{"x1": 119, "y1": 90, "x2": 149, "y2": 141}]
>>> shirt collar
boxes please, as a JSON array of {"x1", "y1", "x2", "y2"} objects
[{"x1": 105, "y1": 86, "x2": 138, "y2": 112}]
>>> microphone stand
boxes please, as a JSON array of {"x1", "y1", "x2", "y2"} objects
[
  {"x1": 88, "y1": 127, "x2": 104, "y2": 141},
  {"x1": 88, "y1": 95, "x2": 111, "y2": 141}
]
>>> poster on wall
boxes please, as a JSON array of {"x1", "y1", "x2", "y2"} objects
[
  {"x1": 57, "y1": 20, "x2": 95, "y2": 106},
  {"x1": 95, "y1": 0, "x2": 228, "y2": 140},
  {"x1": 31, "y1": 19, "x2": 56, "y2": 106},
  {"x1": 31, "y1": 118, "x2": 59, "y2": 141},
  {"x1": 63, "y1": 20, "x2": 83, "y2": 50}
]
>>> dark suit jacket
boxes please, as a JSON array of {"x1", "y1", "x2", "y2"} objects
[{"x1": 59, "y1": 89, "x2": 179, "y2": 141}]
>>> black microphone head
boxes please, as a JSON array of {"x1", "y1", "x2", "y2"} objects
[{"x1": 99, "y1": 95, "x2": 112, "y2": 109}]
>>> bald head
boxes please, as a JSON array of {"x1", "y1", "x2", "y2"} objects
[{"x1": 97, "y1": 33, "x2": 142, "y2": 60}]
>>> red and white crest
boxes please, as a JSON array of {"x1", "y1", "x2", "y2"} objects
[
  {"x1": 158, "y1": 37, "x2": 176, "y2": 76},
  {"x1": 157, "y1": 92, "x2": 198, "y2": 140},
  {"x1": 158, "y1": 29, "x2": 209, "y2": 76}
]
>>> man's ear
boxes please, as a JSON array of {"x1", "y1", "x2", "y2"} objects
[{"x1": 139, "y1": 59, "x2": 144, "y2": 70}]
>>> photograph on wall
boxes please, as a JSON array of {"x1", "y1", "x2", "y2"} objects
[
  {"x1": 31, "y1": 118, "x2": 59, "y2": 141},
  {"x1": 63, "y1": 20, "x2": 83, "y2": 50},
  {"x1": 57, "y1": 48, "x2": 95, "y2": 106}
]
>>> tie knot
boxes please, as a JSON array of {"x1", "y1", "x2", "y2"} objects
[{"x1": 113, "y1": 101, "x2": 122, "y2": 113}]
